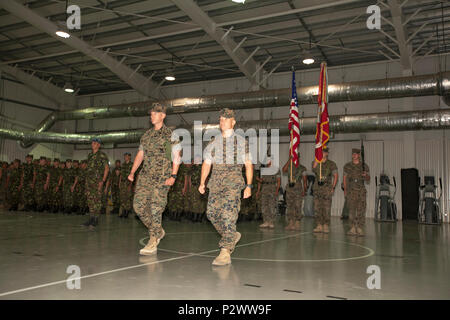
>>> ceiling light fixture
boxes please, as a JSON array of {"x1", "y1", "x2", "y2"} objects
[
  {"x1": 302, "y1": 57, "x2": 315, "y2": 65},
  {"x1": 165, "y1": 69, "x2": 176, "y2": 81},
  {"x1": 232, "y1": 0, "x2": 246, "y2": 3},
  {"x1": 64, "y1": 82, "x2": 74, "y2": 93},
  {"x1": 55, "y1": 20, "x2": 70, "y2": 38}
]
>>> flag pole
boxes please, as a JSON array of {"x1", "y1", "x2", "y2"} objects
[{"x1": 290, "y1": 130, "x2": 293, "y2": 183}]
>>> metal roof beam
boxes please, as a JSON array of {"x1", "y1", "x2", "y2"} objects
[
  {"x1": 387, "y1": 0, "x2": 413, "y2": 70},
  {"x1": 0, "y1": 64, "x2": 76, "y2": 109},
  {"x1": 170, "y1": 0, "x2": 261, "y2": 88},
  {"x1": 0, "y1": 0, "x2": 160, "y2": 99}
]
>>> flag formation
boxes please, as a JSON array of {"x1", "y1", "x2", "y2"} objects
[
  {"x1": 289, "y1": 69, "x2": 300, "y2": 167},
  {"x1": 315, "y1": 62, "x2": 330, "y2": 163}
]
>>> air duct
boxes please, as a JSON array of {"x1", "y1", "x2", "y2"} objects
[
  {"x1": 19, "y1": 71, "x2": 450, "y2": 148},
  {"x1": 3, "y1": 109, "x2": 450, "y2": 145}
]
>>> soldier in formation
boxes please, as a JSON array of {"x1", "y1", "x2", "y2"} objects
[
  {"x1": 312, "y1": 147, "x2": 338, "y2": 234},
  {"x1": 343, "y1": 148, "x2": 370, "y2": 236},
  {"x1": 119, "y1": 153, "x2": 134, "y2": 218},
  {"x1": 82, "y1": 138, "x2": 110, "y2": 229},
  {"x1": 256, "y1": 158, "x2": 281, "y2": 229},
  {"x1": 110, "y1": 160, "x2": 121, "y2": 215},
  {"x1": 21, "y1": 154, "x2": 36, "y2": 211},
  {"x1": 282, "y1": 154, "x2": 307, "y2": 231}
]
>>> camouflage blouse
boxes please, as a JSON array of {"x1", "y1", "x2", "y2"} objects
[
  {"x1": 343, "y1": 161, "x2": 370, "y2": 191},
  {"x1": 204, "y1": 132, "x2": 250, "y2": 190},
  {"x1": 86, "y1": 151, "x2": 109, "y2": 183},
  {"x1": 139, "y1": 124, "x2": 179, "y2": 180}
]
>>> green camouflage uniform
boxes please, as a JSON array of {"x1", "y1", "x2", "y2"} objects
[
  {"x1": 285, "y1": 163, "x2": 307, "y2": 223},
  {"x1": 344, "y1": 161, "x2": 370, "y2": 228},
  {"x1": 101, "y1": 168, "x2": 110, "y2": 212},
  {"x1": 111, "y1": 167, "x2": 121, "y2": 212},
  {"x1": 312, "y1": 159, "x2": 338, "y2": 226},
  {"x1": 168, "y1": 164, "x2": 188, "y2": 214},
  {"x1": 119, "y1": 161, "x2": 134, "y2": 211},
  {"x1": 7, "y1": 167, "x2": 22, "y2": 208},
  {"x1": 48, "y1": 165, "x2": 62, "y2": 209},
  {"x1": 77, "y1": 166, "x2": 87, "y2": 212},
  {"x1": 34, "y1": 165, "x2": 49, "y2": 210},
  {"x1": 259, "y1": 169, "x2": 280, "y2": 224},
  {"x1": 21, "y1": 163, "x2": 35, "y2": 208},
  {"x1": 62, "y1": 167, "x2": 76, "y2": 209},
  {"x1": 188, "y1": 164, "x2": 207, "y2": 214},
  {"x1": 133, "y1": 124, "x2": 178, "y2": 239},
  {"x1": 86, "y1": 151, "x2": 109, "y2": 218},
  {"x1": 205, "y1": 133, "x2": 249, "y2": 252},
  {"x1": 0, "y1": 166, "x2": 7, "y2": 207}
]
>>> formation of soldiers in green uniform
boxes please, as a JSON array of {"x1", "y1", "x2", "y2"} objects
[{"x1": 0, "y1": 114, "x2": 370, "y2": 239}]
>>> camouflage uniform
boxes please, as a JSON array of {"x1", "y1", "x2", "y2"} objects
[
  {"x1": 312, "y1": 159, "x2": 338, "y2": 226},
  {"x1": 0, "y1": 164, "x2": 8, "y2": 208},
  {"x1": 167, "y1": 163, "x2": 188, "y2": 215},
  {"x1": 259, "y1": 169, "x2": 281, "y2": 224},
  {"x1": 101, "y1": 170, "x2": 110, "y2": 213},
  {"x1": 7, "y1": 166, "x2": 22, "y2": 209},
  {"x1": 119, "y1": 161, "x2": 134, "y2": 212},
  {"x1": 86, "y1": 151, "x2": 109, "y2": 218},
  {"x1": 34, "y1": 164, "x2": 49, "y2": 210},
  {"x1": 48, "y1": 164, "x2": 62, "y2": 210},
  {"x1": 205, "y1": 132, "x2": 249, "y2": 252},
  {"x1": 133, "y1": 124, "x2": 178, "y2": 239},
  {"x1": 62, "y1": 164, "x2": 76, "y2": 210},
  {"x1": 111, "y1": 167, "x2": 121, "y2": 213},
  {"x1": 76, "y1": 163, "x2": 87, "y2": 213},
  {"x1": 344, "y1": 161, "x2": 370, "y2": 228},
  {"x1": 188, "y1": 164, "x2": 207, "y2": 215},
  {"x1": 21, "y1": 162, "x2": 35, "y2": 209},
  {"x1": 285, "y1": 163, "x2": 307, "y2": 223}
]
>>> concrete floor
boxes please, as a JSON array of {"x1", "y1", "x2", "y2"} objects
[{"x1": 0, "y1": 210, "x2": 448, "y2": 300}]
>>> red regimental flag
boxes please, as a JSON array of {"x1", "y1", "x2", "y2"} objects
[{"x1": 315, "y1": 62, "x2": 330, "y2": 163}]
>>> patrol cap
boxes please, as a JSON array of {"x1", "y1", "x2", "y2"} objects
[
  {"x1": 26, "y1": 154, "x2": 33, "y2": 158},
  {"x1": 53, "y1": 158, "x2": 60, "y2": 162},
  {"x1": 92, "y1": 137, "x2": 102, "y2": 144},
  {"x1": 124, "y1": 152, "x2": 131, "y2": 156},
  {"x1": 150, "y1": 103, "x2": 166, "y2": 114},
  {"x1": 323, "y1": 146, "x2": 329, "y2": 153},
  {"x1": 352, "y1": 148, "x2": 361, "y2": 154},
  {"x1": 40, "y1": 156, "x2": 46, "y2": 160},
  {"x1": 73, "y1": 159, "x2": 79, "y2": 163},
  {"x1": 219, "y1": 108, "x2": 235, "y2": 119},
  {"x1": 14, "y1": 158, "x2": 20, "y2": 163},
  {"x1": 65, "y1": 159, "x2": 72, "y2": 162},
  {"x1": 81, "y1": 160, "x2": 87, "y2": 164}
]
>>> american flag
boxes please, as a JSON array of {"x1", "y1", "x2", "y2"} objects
[
  {"x1": 288, "y1": 68, "x2": 300, "y2": 167},
  {"x1": 315, "y1": 62, "x2": 330, "y2": 163}
]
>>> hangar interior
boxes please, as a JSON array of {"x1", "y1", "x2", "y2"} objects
[{"x1": 0, "y1": 0, "x2": 449, "y2": 300}]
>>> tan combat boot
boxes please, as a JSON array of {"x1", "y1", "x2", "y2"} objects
[
  {"x1": 285, "y1": 221, "x2": 294, "y2": 231},
  {"x1": 322, "y1": 224, "x2": 330, "y2": 234},
  {"x1": 140, "y1": 236, "x2": 158, "y2": 255},
  {"x1": 347, "y1": 225, "x2": 357, "y2": 236},
  {"x1": 212, "y1": 248, "x2": 231, "y2": 266},
  {"x1": 259, "y1": 222, "x2": 269, "y2": 228},
  {"x1": 313, "y1": 224, "x2": 323, "y2": 233},
  {"x1": 267, "y1": 223, "x2": 275, "y2": 229},
  {"x1": 356, "y1": 227, "x2": 365, "y2": 237},
  {"x1": 293, "y1": 220, "x2": 301, "y2": 231}
]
